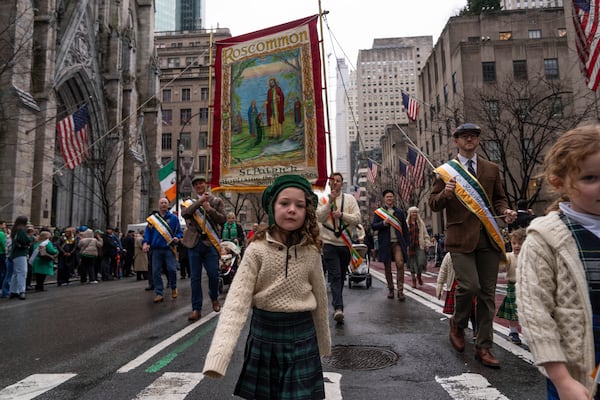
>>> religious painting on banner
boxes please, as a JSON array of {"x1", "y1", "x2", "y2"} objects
[{"x1": 211, "y1": 15, "x2": 328, "y2": 192}]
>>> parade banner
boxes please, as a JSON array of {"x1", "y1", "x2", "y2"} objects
[{"x1": 211, "y1": 15, "x2": 327, "y2": 192}]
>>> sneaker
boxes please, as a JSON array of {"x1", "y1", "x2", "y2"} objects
[
  {"x1": 90, "y1": 281, "x2": 99, "y2": 284},
  {"x1": 333, "y1": 309, "x2": 344, "y2": 323},
  {"x1": 509, "y1": 332, "x2": 521, "y2": 345}
]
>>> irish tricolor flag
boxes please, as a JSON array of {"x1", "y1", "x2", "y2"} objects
[{"x1": 158, "y1": 160, "x2": 176, "y2": 202}]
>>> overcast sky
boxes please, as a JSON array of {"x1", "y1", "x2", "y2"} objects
[{"x1": 204, "y1": 0, "x2": 468, "y2": 68}]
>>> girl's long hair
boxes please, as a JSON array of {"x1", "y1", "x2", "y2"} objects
[{"x1": 11, "y1": 215, "x2": 28, "y2": 239}]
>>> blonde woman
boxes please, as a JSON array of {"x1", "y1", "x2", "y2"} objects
[{"x1": 406, "y1": 206, "x2": 432, "y2": 288}]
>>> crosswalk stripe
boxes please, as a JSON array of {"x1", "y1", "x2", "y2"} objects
[
  {"x1": 324, "y1": 372, "x2": 342, "y2": 399},
  {"x1": 132, "y1": 372, "x2": 204, "y2": 399},
  {"x1": 436, "y1": 373, "x2": 510, "y2": 400},
  {"x1": 0, "y1": 373, "x2": 76, "y2": 400}
]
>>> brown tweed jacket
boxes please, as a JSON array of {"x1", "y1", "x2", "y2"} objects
[{"x1": 428, "y1": 156, "x2": 509, "y2": 254}]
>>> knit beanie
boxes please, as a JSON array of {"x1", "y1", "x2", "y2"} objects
[{"x1": 261, "y1": 175, "x2": 318, "y2": 225}]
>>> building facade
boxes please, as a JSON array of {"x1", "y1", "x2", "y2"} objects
[
  {"x1": 418, "y1": 6, "x2": 597, "y2": 233},
  {"x1": 501, "y1": 0, "x2": 563, "y2": 9},
  {"x1": 356, "y1": 37, "x2": 432, "y2": 152},
  {"x1": 0, "y1": 0, "x2": 159, "y2": 230}
]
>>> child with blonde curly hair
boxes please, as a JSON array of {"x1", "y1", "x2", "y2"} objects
[{"x1": 517, "y1": 125, "x2": 600, "y2": 400}]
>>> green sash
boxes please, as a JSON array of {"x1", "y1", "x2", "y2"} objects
[{"x1": 434, "y1": 160, "x2": 506, "y2": 258}]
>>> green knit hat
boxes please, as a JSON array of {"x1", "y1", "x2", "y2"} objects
[{"x1": 261, "y1": 175, "x2": 318, "y2": 225}]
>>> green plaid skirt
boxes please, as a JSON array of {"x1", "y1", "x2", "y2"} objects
[
  {"x1": 234, "y1": 308, "x2": 325, "y2": 400},
  {"x1": 496, "y1": 281, "x2": 518, "y2": 321}
]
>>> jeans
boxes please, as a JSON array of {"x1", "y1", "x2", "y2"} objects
[
  {"x1": 151, "y1": 248, "x2": 177, "y2": 296},
  {"x1": 323, "y1": 244, "x2": 350, "y2": 311},
  {"x1": 1, "y1": 257, "x2": 12, "y2": 297},
  {"x1": 9, "y1": 256, "x2": 28, "y2": 294},
  {"x1": 0, "y1": 254, "x2": 6, "y2": 289},
  {"x1": 188, "y1": 240, "x2": 219, "y2": 312}
]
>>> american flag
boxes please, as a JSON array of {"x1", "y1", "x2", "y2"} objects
[
  {"x1": 402, "y1": 91, "x2": 419, "y2": 121},
  {"x1": 573, "y1": 0, "x2": 600, "y2": 90},
  {"x1": 398, "y1": 160, "x2": 413, "y2": 202},
  {"x1": 367, "y1": 158, "x2": 378, "y2": 183},
  {"x1": 407, "y1": 146, "x2": 427, "y2": 188},
  {"x1": 57, "y1": 106, "x2": 90, "y2": 169},
  {"x1": 353, "y1": 185, "x2": 361, "y2": 201}
]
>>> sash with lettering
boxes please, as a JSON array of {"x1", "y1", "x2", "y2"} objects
[
  {"x1": 324, "y1": 202, "x2": 364, "y2": 272},
  {"x1": 181, "y1": 199, "x2": 221, "y2": 254},
  {"x1": 146, "y1": 213, "x2": 177, "y2": 255},
  {"x1": 434, "y1": 159, "x2": 506, "y2": 258},
  {"x1": 374, "y1": 208, "x2": 404, "y2": 235}
]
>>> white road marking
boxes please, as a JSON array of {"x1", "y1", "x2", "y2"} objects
[
  {"x1": 324, "y1": 372, "x2": 342, "y2": 399},
  {"x1": 117, "y1": 312, "x2": 219, "y2": 373},
  {"x1": 132, "y1": 372, "x2": 204, "y2": 399},
  {"x1": 436, "y1": 373, "x2": 510, "y2": 400},
  {"x1": 0, "y1": 373, "x2": 76, "y2": 400},
  {"x1": 370, "y1": 269, "x2": 535, "y2": 364}
]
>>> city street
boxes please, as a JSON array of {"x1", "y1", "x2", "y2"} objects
[{"x1": 0, "y1": 262, "x2": 546, "y2": 400}]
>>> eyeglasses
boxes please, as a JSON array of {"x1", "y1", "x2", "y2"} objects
[{"x1": 457, "y1": 133, "x2": 479, "y2": 140}]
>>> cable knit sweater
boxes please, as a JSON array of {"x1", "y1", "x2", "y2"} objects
[
  {"x1": 516, "y1": 212, "x2": 595, "y2": 393},
  {"x1": 202, "y1": 233, "x2": 331, "y2": 378},
  {"x1": 435, "y1": 252, "x2": 455, "y2": 299},
  {"x1": 316, "y1": 193, "x2": 361, "y2": 246}
]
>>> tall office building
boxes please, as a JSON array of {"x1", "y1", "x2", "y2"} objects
[
  {"x1": 176, "y1": 0, "x2": 205, "y2": 31},
  {"x1": 155, "y1": 0, "x2": 205, "y2": 32},
  {"x1": 356, "y1": 37, "x2": 433, "y2": 152},
  {"x1": 335, "y1": 58, "x2": 352, "y2": 186},
  {"x1": 155, "y1": 0, "x2": 176, "y2": 32}
]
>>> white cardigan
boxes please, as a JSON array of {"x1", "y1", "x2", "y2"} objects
[{"x1": 516, "y1": 212, "x2": 596, "y2": 393}]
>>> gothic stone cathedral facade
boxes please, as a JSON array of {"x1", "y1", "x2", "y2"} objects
[{"x1": 0, "y1": 0, "x2": 162, "y2": 230}]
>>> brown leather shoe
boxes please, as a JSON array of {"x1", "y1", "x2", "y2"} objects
[
  {"x1": 212, "y1": 300, "x2": 221, "y2": 312},
  {"x1": 188, "y1": 310, "x2": 201, "y2": 322},
  {"x1": 171, "y1": 288, "x2": 178, "y2": 299},
  {"x1": 475, "y1": 347, "x2": 500, "y2": 368},
  {"x1": 153, "y1": 295, "x2": 164, "y2": 303},
  {"x1": 449, "y1": 318, "x2": 465, "y2": 352}
]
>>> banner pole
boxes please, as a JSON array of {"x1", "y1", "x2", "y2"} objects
[
  {"x1": 206, "y1": 30, "x2": 214, "y2": 183},
  {"x1": 318, "y1": 0, "x2": 333, "y2": 176}
]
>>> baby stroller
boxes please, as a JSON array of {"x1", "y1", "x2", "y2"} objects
[
  {"x1": 219, "y1": 240, "x2": 241, "y2": 293},
  {"x1": 347, "y1": 243, "x2": 372, "y2": 289}
]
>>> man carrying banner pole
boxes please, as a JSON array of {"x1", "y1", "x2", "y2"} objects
[
  {"x1": 428, "y1": 123, "x2": 516, "y2": 368},
  {"x1": 317, "y1": 173, "x2": 361, "y2": 324},
  {"x1": 181, "y1": 175, "x2": 227, "y2": 322},
  {"x1": 142, "y1": 198, "x2": 183, "y2": 304}
]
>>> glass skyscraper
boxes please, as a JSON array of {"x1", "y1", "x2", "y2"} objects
[{"x1": 155, "y1": 0, "x2": 205, "y2": 32}]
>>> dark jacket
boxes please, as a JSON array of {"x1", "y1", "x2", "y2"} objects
[
  {"x1": 9, "y1": 229, "x2": 34, "y2": 260},
  {"x1": 371, "y1": 206, "x2": 410, "y2": 264}
]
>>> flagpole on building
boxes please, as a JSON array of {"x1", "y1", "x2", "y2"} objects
[
  {"x1": 318, "y1": 0, "x2": 334, "y2": 175},
  {"x1": 394, "y1": 123, "x2": 437, "y2": 171}
]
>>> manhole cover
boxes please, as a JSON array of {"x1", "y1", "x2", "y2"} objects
[{"x1": 321, "y1": 345, "x2": 399, "y2": 370}]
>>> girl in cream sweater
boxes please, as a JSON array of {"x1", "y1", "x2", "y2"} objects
[{"x1": 202, "y1": 175, "x2": 331, "y2": 400}]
